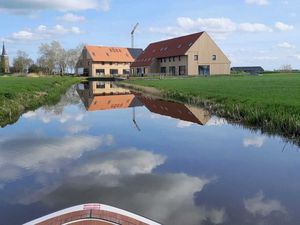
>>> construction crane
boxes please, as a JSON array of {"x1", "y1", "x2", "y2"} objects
[
  {"x1": 131, "y1": 23, "x2": 139, "y2": 48},
  {"x1": 132, "y1": 107, "x2": 141, "y2": 132}
]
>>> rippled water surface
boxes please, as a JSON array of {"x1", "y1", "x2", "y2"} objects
[{"x1": 0, "y1": 81, "x2": 299, "y2": 225}]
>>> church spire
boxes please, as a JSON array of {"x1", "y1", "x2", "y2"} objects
[{"x1": 2, "y1": 42, "x2": 7, "y2": 56}]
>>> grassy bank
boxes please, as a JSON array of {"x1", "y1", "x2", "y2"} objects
[
  {"x1": 0, "y1": 76, "x2": 83, "y2": 127},
  {"x1": 126, "y1": 73, "x2": 300, "y2": 140}
]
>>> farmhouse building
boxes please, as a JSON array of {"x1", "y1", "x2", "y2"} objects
[
  {"x1": 131, "y1": 32, "x2": 230, "y2": 76},
  {"x1": 76, "y1": 46, "x2": 142, "y2": 77}
]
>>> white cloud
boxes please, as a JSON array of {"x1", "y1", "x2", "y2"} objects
[
  {"x1": 23, "y1": 109, "x2": 84, "y2": 124},
  {"x1": 0, "y1": 0, "x2": 110, "y2": 14},
  {"x1": 64, "y1": 124, "x2": 90, "y2": 134},
  {"x1": 10, "y1": 24, "x2": 83, "y2": 41},
  {"x1": 69, "y1": 149, "x2": 166, "y2": 177},
  {"x1": 254, "y1": 56, "x2": 278, "y2": 60},
  {"x1": 243, "y1": 136, "x2": 265, "y2": 148},
  {"x1": 12, "y1": 30, "x2": 34, "y2": 40},
  {"x1": 176, "y1": 121, "x2": 193, "y2": 128},
  {"x1": 275, "y1": 22, "x2": 294, "y2": 31},
  {"x1": 150, "y1": 17, "x2": 275, "y2": 40},
  {"x1": 245, "y1": 0, "x2": 269, "y2": 5},
  {"x1": 244, "y1": 191, "x2": 286, "y2": 216},
  {"x1": 58, "y1": 13, "x2": 86, "y2": 22},
  {"x1": 238, "y1": 23, "x2": 273, "y2": 32},
  {"x1": 294, "y1": 54, "x2": 300, "y2": 60},
  {"x1": 206, "y1": 117, "x2": 228, "y2": 126},
  {"x1": 277, "y1": 42, "x2": 296, "y2": 49},
  {"x1": 0, "y1": 135, "x2": 113, "y2": 183}
]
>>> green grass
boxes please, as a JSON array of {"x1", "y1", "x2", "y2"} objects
[
  {"x1": 126, "y1": 73, "x2": 300, "y2": 141},
  {"x1": 0, "y1": 76, "x2": 83, "y2": 127}
]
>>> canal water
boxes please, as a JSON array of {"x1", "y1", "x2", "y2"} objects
[{"x1": 0, "y1": 81, "x2": 299, "y2": 225}]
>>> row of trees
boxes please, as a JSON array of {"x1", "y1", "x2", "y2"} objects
[{"x1": 11, "y1": 41, "x2": 83, "y2": 75}]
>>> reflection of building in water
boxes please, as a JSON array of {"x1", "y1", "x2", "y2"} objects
[
  {"x1": 77, "y1": 81, "x2": 142, "y2": 111},
  {"x1": 77, "y1": 81, "x2": 210, "y2": 125},
  {"x1": 136, "y1": 95, "x2": 211, "y2": 125}
]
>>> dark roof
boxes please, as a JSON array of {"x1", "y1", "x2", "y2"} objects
[
  {"x1": 131, "y1": 32, "x2": 204, "y2": 67},
  {"x1": 127, "y1": 48, "x2": 143, "y2": 59},
  {"x1": 231, "y1": 66, "x2": 264, "y2": 72},
  {"x1": 136, "y1": 95, "x2": 207, "y2": 125}
]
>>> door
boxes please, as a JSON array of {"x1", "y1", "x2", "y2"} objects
[{"x1": 198, "y1": 65, "x2": 210, "y2": 76}]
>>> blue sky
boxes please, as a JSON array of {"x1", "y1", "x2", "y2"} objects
[{"x1": 0, "y1": 0, "x2": 299, "y2": 70}]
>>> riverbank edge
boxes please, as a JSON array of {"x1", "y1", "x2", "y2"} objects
[
  {"x1": 0, "y1": 77, "x2": 84, "y2": 127},
  {"x1": 120, "y1": 82, "x2": 300, "y2": 145}
]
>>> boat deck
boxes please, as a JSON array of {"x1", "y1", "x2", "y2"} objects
[{"x1": 24, "y1": 204, "x2": 161, "y2": 225}]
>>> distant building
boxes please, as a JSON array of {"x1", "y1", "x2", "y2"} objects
[
  {"x1": 131, "y1": 31, "x2": 231, "y2": 76},
  {"x1": 75, "y1": 46, "x2": 142, "y2": 77},
  {"x1": 231, "y1": 66, "x2": 264, "y2": 74},
  {"x1": 0, "y1": 42, "x2": 10, "y2": 74}
]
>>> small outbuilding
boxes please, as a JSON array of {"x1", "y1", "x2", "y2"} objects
[{"x1": 231, "y1": 66, "x2": 264, "y2": 75}]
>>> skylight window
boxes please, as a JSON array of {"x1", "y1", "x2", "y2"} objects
[{"x1": 177, "y1": 44, "x2": 182, "y2": 48}]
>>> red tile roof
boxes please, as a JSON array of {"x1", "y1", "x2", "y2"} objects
[
  {"x1": 131, "y1": 32, "x2": 204, "y2": 67},
  {"x1": 85, "y1": 46, "x2": 134, "y2": 63}
]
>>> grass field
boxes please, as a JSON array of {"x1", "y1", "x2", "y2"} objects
[
  {"x1": 126, "y1": 73, "x2": 300, "y2": 140},
  {"x1": 0, "y1": 76, "x2": 83, "y2": 127}
]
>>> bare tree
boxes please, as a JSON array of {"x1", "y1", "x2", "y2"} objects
[
  {"x1": 279, "y1": 64, "x2": 293, "y2": 72},
  {"x1": 37, "y1": 41, "x2": 84, "y2": 75},
  {"x1": 66, "y1": 44, "x2": 85, "y2": 74},
  {"x1": 13, "y1": 51, "x2": 33, "y2": 74}
]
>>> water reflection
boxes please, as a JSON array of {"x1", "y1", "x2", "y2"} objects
[
  {"x1": 77, "y1": 81, "x2": 211, "y2": 126},
  {"x1": 0, "y1": 82, "x2": 299, "y2": 225}
]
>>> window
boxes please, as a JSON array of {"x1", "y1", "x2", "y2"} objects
[
  {"x1": 109, "y1": 62, "x2": 113, "y2": 65},
  {"x1": 179, "y1": 66, "x2": 186, "y2": 76},
  {"x1": 177, "y1": 44, "x2": 182, "y2": 48},
  {"x1": 194, "y1": 55, "x2": 198, "y2": 61},
  {"x1": 160, "y1": 58, "x2": 163, "y2": 63},
  {"x1": 96, "y1": 82, "x2": 105, "y2": 89},
  {"x1": 179, "y1": 56, "x2": 181, "y2": 61},
  {"x1": 96, "y1": 69, "x2": 105, "y2": 76},
  {"x1": 212, "y1": 55, "x2": 217, "y2": 61},
  {"x1": 160, "y1": 67, "x2": 166, "y2": 74},
  {"x1": 169, "y1": 66, "x2": 176, "y2": 75},
  {"x1": 169, "y1": 57, "x2": 171, "y2": 62},
  {"x1": 123, "y1": 69, "x2": 130, "y2": 75},
  {"x1": 101, "y1": 62, "x2": 105, "y2": 65},
  {"x1": 110, "y1": 69, "x2": 119, "y2": 75},
  {"x1": 173, "y1": 57, "x2": 175, "y2": 62},
  {"x1": 163, "y1": 58, "x2": 166, "y2": 63}
]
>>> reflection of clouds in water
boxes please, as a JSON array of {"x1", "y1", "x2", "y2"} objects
[
  {"x1": 243, "y1": 136, "x2": 265, "y2": 148},
  {"x1": 244, "y1": 191, "x2": 286, "y2": 216},
  {"x1": 64, "y1": 124, "x2": 91, "y2": 134},
  {"x1": 206, "y1": 116, "x2": 228, "y2": 126},
  {"x1": 70, "y1": 149, "x2": 166, "y2": 177},
  {"x1": 22, "y1": 110, "x2": 85, "y2": 124},
  {"x1": 40, "y1": 173, "x2": 222, "y2": 225},
  {"x1": 0, "y1": 134, "x2": 113, "y2": 184},
  {"x1": 1, "y1": 138, "x2": 223, "y2": 225},
  {"x1": 176, "y1": 120, "x2": 193, "y2": 128}
]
